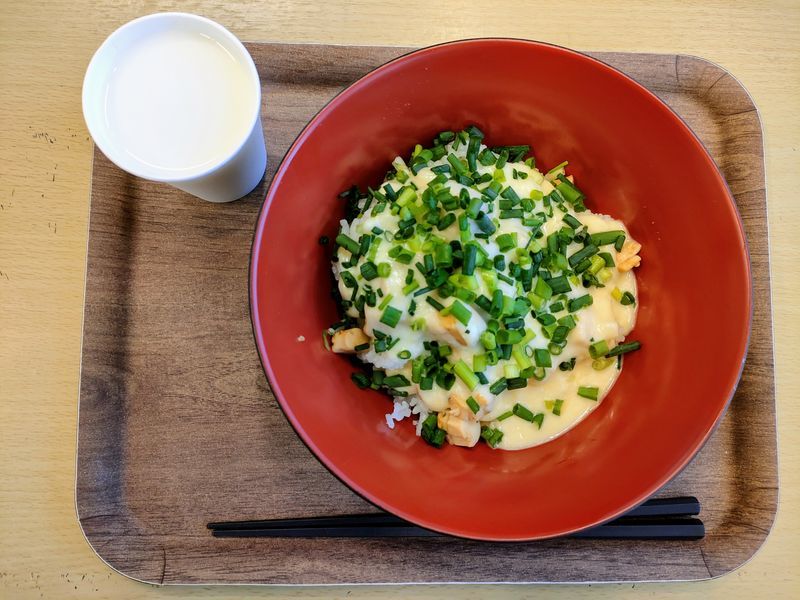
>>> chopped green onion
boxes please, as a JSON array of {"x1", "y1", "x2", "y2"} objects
[
  {"x1": 589, "y1": 340, "x2": 609, "y2": 359},
  {"x1": 466, "y1": 396, "x2": 481, "y2": 414},
  {"x1": 496, "y1": 232, "x2": 518, "y2": 252},
  {"x1": 533, "y1": 348, "x2": 552, "y2": 368},
  {"x1": 606, "y1": 340, "x2": 642, "y2": 357},
  {"x1": 380, "y1": 306, "x2": 402, "y2": 328},
  {"x1": 360, "y1": 262, "x2": 378, "y2": 280},
  {"x1": 512, "y1": 403, "x2": 535, "y2": 422},
  {"x1": 402, "y1": 280, "x2": 420, "y2": 295},
  {"x1": 351, "y1": 372, "x2": 370, "y2": 389},
  {"x1": 480, "y1": 331, "x2": 497, "y2": 350},
  {"x1": 434, "y1": 243, "x2": 453, "y2": 267},
  {"x1": 335, "y1": 233, "x2": 360, "y2": 255},
  {"x1": 578, "y1": 386, "x2": 599, "y2": 400},
  {"x1": 454, "y1": 359, "x2": 479, "y2": 391},
  {"x1": 547, "y1": 275, "x2": 571, "y2": 294},
  {"x1": 588, "y1": 254, "x2": 605, "y2": 275},
  {"x1": 559, "y1": 358, "x2": 576, "y2": 371},
  {"x1": 496, "y1": 329, "x2": 523, "y2": 345},
  {"x1": 340, "y1": 271, "x2": 357, "y2": 288},
  {"x1": 436, "y1": 370, "x2": 456, "y2": 390},
  {"x1": 568, "y1": 244, "x2": 599, "y2": 268},
  {"x1": 447, "y1": 153, "x2": 468, "y2": 177},
  {"x1": 563, "y1": 214, "x2": 582, "y2": 229},
  {"x1": 462, "y1": 244, "x2": 478, "y2": 275},
  {"x1": 589, "y1": 230, "x2": 626, "y2": 246},
  {"x1": 475, "y1": 213, "x2": 497, "y2": 235},
  {"x1": 378, "y1": 293, "x2": 393, "y2": 310},
  {"x1": 489, "y1": 378, "x2": 508, "y2": 395},
  {"x1": 425, "y1": 296, "x2": 444, "y2": 310},
  {"x1": 506, "y1": 377, "x2": 527, "y2": 390},
  {"x1": 555, "y1": 176, "x2": 585, "y2": 205},
  {"x1": 533, "y1": 277, "x2": 553, "y2": 300},
  {"x1": 568, "y1": 294, "x2": 593, "y2": 312},
  {"x1": 497, "y1": 410, "x2": 514, "y2": 421},
  {"x1": 466, "y1": 196, "x2": 483, "y2": 219},
  {"x1": 449, "y1": 300, "x2": 472, "y2": 326},
  {"x1": 532, "y1": 413, "x2": 544, "y2": 429},
  {"x1": 481, "y1": 427, "x2": 504, "y2": 448},
  {"x1": 545, "y1": 161, "x2": 568, "y2": 178},
  {"x1": 473, "y1": 353, "x2": 487, "y2": 373},
  {"x1": 384, "y1": 374, "x2": 411, "y2": 388},
  {"x1": 592, "y1": 357, "x2": 615, "y2": 370},
  {"x1": 621, "y1": 291, "x2": 636, "y2": 305}
]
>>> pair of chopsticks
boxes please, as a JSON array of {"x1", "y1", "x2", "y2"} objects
[{"x1": 208, "y1": 496, "x2": 703, "y2": 540}]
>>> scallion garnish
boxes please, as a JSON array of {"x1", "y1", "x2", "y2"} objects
[
  {"x1": 577, "y1": 386, "x2": 599, "y2": 400},
  {"x1": 547, "y1": 275, "x2": 571, "y2": 294},
  {"x1": 380, "y1": 306, "x2": 402, "y2": 328},
  {"x1": 449, "y1": 300, "x2": 472, "y2": 326},
  {"x1": 506, "y1": 377, "x2": 528, "y2": 390},
  {"x1": 512, "y1": 403, "x2": 535, "y2": 422},
  {"x1": 383, "y1": 374, "x2": 411, "y2": 388},
  {"x1": 588, "y1": 230, "x2": 626, "y2": 246},
  {"x1": 495, "y1": 232, "x2": 518, "y2": 252},
  {"x1": 568, "y1": 294, "x2": 593, "y2": 312},
  {"x1": 568, "y1": 244, "x2": 599, "y2": 268},
  {"x1": 588, "y1": 340, "x2": 609, "y2": 359},
  {"x1": 351, "y1": 372, "x2": 370, "y2": 389},
  {"x1": 489, "y1": 378, "x2": 508, "y2": 395},
  {"x1": 335, "y1": 233, "x2": 360, "y2": 255},
  {"x1": 533, "y1": 348, "x2": 552, "y2": 368},
  {"x1": 606, "y1": 340, "x2": 641, "y2": 357},
  {"x1": 621, "y1": 291, "x2": 636, "y2": 306},
  {"x1": 425, "y1": 296, "x2": 444, "y2": 311},
  {"x1": 378, "y1": 293, "x2": 393, "y2": 310},
  {"x1": 360, "y1": 262, "x2": 378, "y2": 280},
  {"x1": 475, "y1": 213, "x2": 497, "y2": 235}
]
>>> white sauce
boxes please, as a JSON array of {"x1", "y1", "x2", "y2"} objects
[{"x1": 334, "y1": 138, "x2": 639, "y2": 450}]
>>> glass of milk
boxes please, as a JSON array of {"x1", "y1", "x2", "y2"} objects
[{"x1": 82, "y1": 13, "x2": 266, "y2": 203}]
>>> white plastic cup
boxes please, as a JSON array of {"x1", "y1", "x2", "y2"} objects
[{"x1": 82, "y1": 13, "x2": 266, "y2": 203}]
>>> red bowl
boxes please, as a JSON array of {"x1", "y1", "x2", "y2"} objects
[{"x1": 250, "y1": 39, "x2": 751, "y2": 540}]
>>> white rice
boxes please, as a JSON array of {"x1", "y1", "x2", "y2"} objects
[{"x1": 385, "y1": 395, "x2": 429, "y2": 436}]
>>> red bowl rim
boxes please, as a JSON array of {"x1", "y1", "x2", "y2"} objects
[{"x1": 249, "y1": 38, "x2": 753, "y2": 541}]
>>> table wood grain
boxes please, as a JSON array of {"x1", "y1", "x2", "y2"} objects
[{"x1": 1, "y1": 0, "x2": 798, "y2": 597}]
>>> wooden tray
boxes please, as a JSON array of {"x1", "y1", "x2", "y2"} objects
[{"x1": 76, "y1": 43, "x2": 777, "y2": 585}]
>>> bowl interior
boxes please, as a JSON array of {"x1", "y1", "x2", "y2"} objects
[{"x1": 250, "y1": 40, "x2": 750, "y2": 540}]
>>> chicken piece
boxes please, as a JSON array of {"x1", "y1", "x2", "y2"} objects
[
  {"x1": 331, "y1": 327, "x2": 370, "y2": 353},
  {"x1": 448, "y1": 392, "x2": 490, "y2": 422},
  {"x1": 437, "y1": 410, "x2": 481, "y2": 447},
  {"x1": 616, "y1": 240, "x2": 642, "y2": 272},
  {"x1": 439, "y1": 314, "x2": 468, "y2": 346}
]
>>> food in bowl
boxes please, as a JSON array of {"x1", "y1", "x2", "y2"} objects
[{"x1": 329, "y1": 126, "x2": 642, "y2": 450}]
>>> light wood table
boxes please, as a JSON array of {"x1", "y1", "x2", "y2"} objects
[{"x1": 1, "y1": 1, "x2": 798, "y2": 597}]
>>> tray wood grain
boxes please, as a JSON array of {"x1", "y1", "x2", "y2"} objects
[{"x1": 76, "y1": 43, "x2": 776, "y2": 584}]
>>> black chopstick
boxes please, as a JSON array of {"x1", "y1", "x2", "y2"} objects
[{"x1": 207, "y1": 496, "x2": 702, "y2": 540}]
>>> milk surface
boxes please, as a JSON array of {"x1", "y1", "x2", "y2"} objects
[{"x1": 103, "y1": 28, "x2": 254, "y2": 175}]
